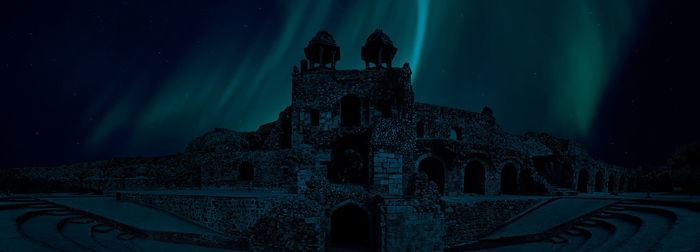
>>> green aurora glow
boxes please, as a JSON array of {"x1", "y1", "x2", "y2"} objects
[{"x1": 86, "y1": 0, "x2": 649, "y2": 156}]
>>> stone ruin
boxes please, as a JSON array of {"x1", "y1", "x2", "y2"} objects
[{"x1": 1, "y1": 30, "x2": 635, "y2": 251}]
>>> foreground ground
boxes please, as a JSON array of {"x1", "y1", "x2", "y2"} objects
[{"x1": 1, "y1": 192, "x2": 698, "y2": 251}]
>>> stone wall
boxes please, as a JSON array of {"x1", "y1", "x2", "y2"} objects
[
  {"x1": 121, "y1": 192, "x2": 324, "y2": 251},
  {"x1": 414, "y1": 102, "x2": 496, "y2": 142},
  {"x1": 379, "y1": 198, "x2": 445, "y2": 251},
  {"x1": 372, "y1": 151, "x2": 404, "y2": 195},
  {"x1": 185, "y1": 107, "x2": 292, "y2": 153},
  {"x1": 370, "y1": 118, "x2": 415, "y2": 195},
  {"x1": 0, "y1": 154, "x2": 200, "y2": 193},
  {"x1": 290, "y1": 66, "x2": 413, "y2": 150},
  {"x1": 196, "y1": 147, "x2": 315, "y2": 191},
  {"x1": 443, "y1": 198, "x2": 543, "y2": 247}
]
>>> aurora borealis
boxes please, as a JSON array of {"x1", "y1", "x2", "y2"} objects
[{"x1": 1, "y1": 0, "x2": 699, "y2": 168}]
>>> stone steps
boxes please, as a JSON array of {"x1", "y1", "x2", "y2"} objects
[
  {"x1": 583, "y1": 214, "x2": 639, "y2": 250},
  {"x1": 573, "y1": 223, "x2": 613, "y2": 251},
  {"x1": 619, "y1": 203, "x2": 700, "y2": 251},
  {"x1": 612, "y1": 208, "x2": 674, "y2": 251},
  {"x1": 0, "y1": 208, "x2": 59, "y2": 251},
  {"x1": 60, "y1": 219, "x2": 115, "y2": 251},
  {"x1": 1, "y1": 196, "x2": 246, "y2": 251},
  {"x1": 92, "y1": 228, "x2": 139, "y2": 251},
  {"x1": 462, "y1": 199, "x2": 700, "y2": 252},
  {"x1": 17, "y1": 210, "x2": 89, "y2": 251}
]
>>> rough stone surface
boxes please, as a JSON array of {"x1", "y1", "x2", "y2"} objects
[
  {"x1": 0, "y1": 30, "x2": 633, "y2": 251},
  {"x1": 443, "y1": 198, "x2": 542, "y2": 246}
]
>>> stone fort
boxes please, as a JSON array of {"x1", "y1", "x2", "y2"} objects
[{"x1": 2, "y1": 30, "x2": 637, "y2": 251}]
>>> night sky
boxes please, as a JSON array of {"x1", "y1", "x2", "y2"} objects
[{"x1": 1, "y1": 0, "x2": 698, "y2": 169}]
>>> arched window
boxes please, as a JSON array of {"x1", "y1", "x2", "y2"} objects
[
  {"x1": 577, "y1": 169, "x2": 589, "y2": 193},
  {"x1": 418, "y1": 157, "x2": 445, "y2": 194},
  {"x1": 608, "y1": 173, "x2": 616, "y2": 193},
  {"x1": 450, "y1": 127, "x2": 462, "y2": 140},
  {"x1": 310, "y1": 109, "x2": 320, "y2": 126},
  {"x1": 501, "y1": 164, "x2": 518, "y2": 194},
  {"x1": 465, "y1": 161, "x2": 486, "y2": 194},
  {"x1": 341, "y1": 95, "x2": 361, "y2": 126},
  {"x1": 595, "y1": 171, "x2": 604, "y2": 192},
  {"x1": 238, "y1": 162, "x2": 254, "y2": 181},
  {"x1": 330, "y1": 204, "x2": 369, "y2": 248},
  {"x1": 619, "y1": 177, "x2": 626, "y2": 192}
]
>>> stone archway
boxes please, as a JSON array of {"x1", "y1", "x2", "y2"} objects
[
  {"x1": 577, "y1": 169, "x2": 589, "y2": 193},
  {"x1": 464, "y1": 160, "x2": 486, "y2": 194},
  {"x1": 501, "y1": 163, "x2": 518, "y2": 194},
  {"x1": 330, "y1": 203, "x2": 369, "y2": 248},
  {"x1": 595, "y1": 171, "x2": 604, "y2": 192},
  {"x1": 619, "y1": 176, "x2": 626, "y2": 192},
  {"x1": 608, "y1": 173, "x2": 616, "y2": 193},
  {"x1": 418, "y1": 156, "x2": 445, "y2": 194}
]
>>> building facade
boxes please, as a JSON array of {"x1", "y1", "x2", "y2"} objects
[{"x1": 2, "y1": 30, "x2": 634, "y2": 251}]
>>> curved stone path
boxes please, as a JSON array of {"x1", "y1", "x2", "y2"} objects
[
  {"x1": 0, "y1": 195, "x2": 243, "y2": 251},
  {"x1": 456, "y1": 197, "x2": 700, "y2": 252}
]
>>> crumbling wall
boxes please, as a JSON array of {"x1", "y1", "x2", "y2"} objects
[
  {"x1": 121, "y1": 192, "x2": 324, "y2": 251},
  {"x1": 380, "y1": 173, "x2": 445, "y2": 251},
  {"x1": 196, "y1": 147, "x2": 314, "y2": 191},
  {"x1": 0, "y1": 154, "x2": 200, "y2": 193},
  {"x1": 371, "y1": 118, "x2": 415, "y2": 195},
  {"x1": 290, "y1": 67, "x2": 413, "y2": 150},
  {"x1": 443, "y1": 198, "x2": 543, "y2": 246}
]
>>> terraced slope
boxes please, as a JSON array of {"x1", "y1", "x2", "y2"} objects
[
  {"x1": 0, "y1": 196, "x2": 243, "y2": 251},
  {"x1": 454, "y1": 198, "x2": 700, "y2": 252}
]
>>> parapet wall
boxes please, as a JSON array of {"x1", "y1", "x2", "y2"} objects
[
  {"x1": 443, "y1": 197, "x2": 544, "y2": 247},
  {"x1": 0, "y1": 154, "x2": 201, "y2": 193},
  {"x1": 121, "y1": 191, "x2": 324, "y2": 251}
]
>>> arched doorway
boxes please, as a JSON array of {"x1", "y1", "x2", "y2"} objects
[
  {"x1": 619, "y1": 177, "x2": 626, "y2": 192},
  {"x1": 595, "y1": 171, "x2": 604, "y2": 192},
  {"x1": 577, "y1": 169, "x2": 589, "y2": 193},
  {"x1": 465, "y1": 161, "x2": 485, "y2": 194},
  {"x1": 608, "y1": 174, "x2": 616, "y2": 193},
  {"x1": 341, "y1": 95, "x2": 361, "y2": 126},
  {"x1": 418, "y1": 157, "x2": 445, "y2": 194},
  {"x1": 501, "y1": 164, "x2": 518, "y2": 194},
  {"x1": 238, "y1": 162, "x2": 254, "y2": 181},
  {"x1": 330, "y1": 204, "x2": 369, "y2": 248}
]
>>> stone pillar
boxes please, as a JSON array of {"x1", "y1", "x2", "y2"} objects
[
  {"x1": 331, "y1": 50, "x2": 336, "y2": 69},
  {"x1": 318, "y1": 47, "x2": 324, "y2": 69}
]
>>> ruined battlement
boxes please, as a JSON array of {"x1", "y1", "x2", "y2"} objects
[{"x1": 0, "y1": 29, "x2": 635, "y2": 252}]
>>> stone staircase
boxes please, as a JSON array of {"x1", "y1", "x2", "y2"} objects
[
  {"x1": 1, "y1": 196, "x2": 244, "y2": 251},
  {"x1": 454, "y1": 199, "x2": 700, "y2": 251}
]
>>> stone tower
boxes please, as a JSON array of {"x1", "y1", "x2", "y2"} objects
[
  {"x1": 291, "y1": 30, "x2": 414, "y2": 195},
  {"x1": 361, "y1": 29, "x2": 397, "y2": 69},
  {"x1": 304, "y1": 31, "x2": 341, "y2": 70}
]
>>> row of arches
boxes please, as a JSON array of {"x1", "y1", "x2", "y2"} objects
[
  {"x1": 577, "y1": 169, "x2": 625, "y2": 193},
  {"x1": 416, "y1": 156, "x2": 520, "y2": 195}
]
